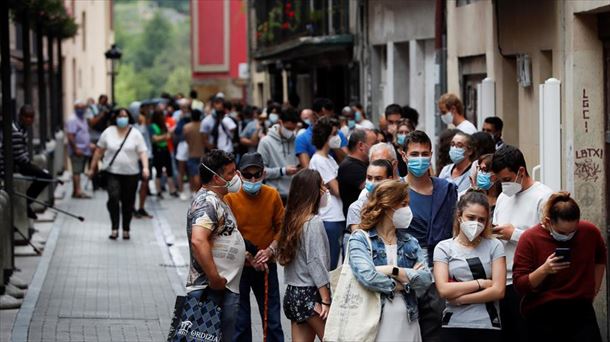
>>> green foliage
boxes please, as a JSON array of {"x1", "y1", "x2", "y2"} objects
[{"x1": 114, "y1": 0, "x2": 191, "y2": 107}]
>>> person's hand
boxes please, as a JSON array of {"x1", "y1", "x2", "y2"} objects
[
  {"x1": 314, "y1": 302, "x2": 330, "y2": 320},
  {"x1": 75, "y1": 148, "x2": 84, "y2": 157},
  {"x1": 209, "y1": 275, "x2": 227, "y2": 290},
  {"x1": 254, "y1": 248, "x2": 273, "y2": 264},
  {"x1": 86, "y1": 165, "x2": 96, "y2": 178},
  {"x1": 492, "y1": 224, "x2": 515, "y2": 240},
  {"x1": 478, "y1": 279, "x2": 493, "y2": 289},
  {"x1": 142, "y1": 168, "x2": 150, "y2": 180},
  {"x1": 285, "y1": 165, "x2": 298, "y2": 175},
  {"x1": 541, "y1": 253, "x2": 570, "y2": 274}
]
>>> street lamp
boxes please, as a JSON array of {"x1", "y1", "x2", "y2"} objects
[{"x1": 104, "y1": 44, "x2": 122, "y2": 107}]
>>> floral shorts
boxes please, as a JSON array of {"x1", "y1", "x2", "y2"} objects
[{"x1": 283, "y1": 285, "x2": 320, "y2": 323}]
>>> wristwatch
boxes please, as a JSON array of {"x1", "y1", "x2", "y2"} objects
[{"x1": 392, "y1": 267, "x2": 399, "y2": 277}]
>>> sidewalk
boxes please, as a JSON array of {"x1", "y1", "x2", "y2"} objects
[{"x1": 11, "y1": 189, "x2": 180, "y2": 341}]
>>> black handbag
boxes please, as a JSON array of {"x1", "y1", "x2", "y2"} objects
[
  {"x1": 97, "y1": 127, "x2": 132, "y2": 189},
  {"x1": 167, "y1": 288, "x2": 224, "y2": 342}
]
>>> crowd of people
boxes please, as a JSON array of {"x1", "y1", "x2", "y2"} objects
[{"x1": 2, "y1": 89, "x2": 606, "y2": 341}]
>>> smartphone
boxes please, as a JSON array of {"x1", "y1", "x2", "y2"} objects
[{"x1": 555, "y1": 247, "x2": 571, "y2": 262}]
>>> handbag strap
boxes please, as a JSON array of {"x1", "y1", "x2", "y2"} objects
[{"x1": 105, "y1": 127, "x2": 132, "y2": 170}]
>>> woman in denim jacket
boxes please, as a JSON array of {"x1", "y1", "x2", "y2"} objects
[{"x1": 348, "y1": 180, "x2": 433, "y2": 342}]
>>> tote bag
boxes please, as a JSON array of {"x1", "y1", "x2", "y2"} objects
[
  {"x1": 324, "y1": 230, "x2": 381, "y2": 342},
  {"x1": 167, "y1": 288, "x2": 223, "y2": 342}
]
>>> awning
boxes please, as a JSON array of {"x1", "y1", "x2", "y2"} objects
[{"x1": 253, "y1": 34, "x2": 354, "y2": 61}]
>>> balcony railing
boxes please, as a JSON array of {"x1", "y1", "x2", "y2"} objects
[{"x1": 254, "y1": 0, "x2": 349, "y2": 49}]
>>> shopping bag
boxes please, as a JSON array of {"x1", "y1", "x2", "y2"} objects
[
  {"x1": 324, "y1": 230, "x2": 381, "y2": 342},
  {"x1": 167, "y1": 288, "x2": 223, "y2": 342}
]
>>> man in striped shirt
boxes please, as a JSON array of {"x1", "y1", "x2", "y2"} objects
[{"x1": 0, "y1": 105, "x2": 52, "y2": 219}]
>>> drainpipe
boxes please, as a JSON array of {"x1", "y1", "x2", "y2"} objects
[{"x1": 434, "y1": 0, "x2": 447, "y2": 144}]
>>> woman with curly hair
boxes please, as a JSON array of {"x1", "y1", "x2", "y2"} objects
[
  {"x1": 348, "y1": 179, "x2": 432, "y2": 341},
  {"x1": 277, "y1": 169, "x2": 331, "y2": 342}
]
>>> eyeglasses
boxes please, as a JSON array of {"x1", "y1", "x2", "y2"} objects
[{"x1": 241, "y1": 170, "x2": 263, "y2": 180}]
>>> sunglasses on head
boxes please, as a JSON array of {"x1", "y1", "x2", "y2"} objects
[{"x1": 241, "y1": 170, "x2": 263, "y2": 180}]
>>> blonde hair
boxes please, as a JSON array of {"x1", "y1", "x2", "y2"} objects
[
  {"x1": 360, "y1": 180, "x2": 409, "y2": 230},
  {"x1": 452, "y1": 189, "x2": 493, "y2": 238}
]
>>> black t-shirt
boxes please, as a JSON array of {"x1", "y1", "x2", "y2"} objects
[{"x1": 337, "y1": 156, "x2": 368, "y2": 216}]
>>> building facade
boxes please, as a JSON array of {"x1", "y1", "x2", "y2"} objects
[
  {"x1": 446, "y1": 0, "x2": 610, "y2": 337},
  {"x1": 61, "y1": 0, "x2": 114, "y2": 119},
  {"x1": 190, "y1": 0, "x2": 248, "y2": 102}
]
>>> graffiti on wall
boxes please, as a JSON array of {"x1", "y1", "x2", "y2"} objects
[
  {"x1": 582, "y1": 88, "x2": 590, "y2": 133},
  {"x1": 574, "y1": 147, "x2": 603, "y2": 183}
]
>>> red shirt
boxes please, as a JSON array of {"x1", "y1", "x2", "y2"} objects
[{"x1": 513, "y1": 221, "x2": 607, "y2": 315}]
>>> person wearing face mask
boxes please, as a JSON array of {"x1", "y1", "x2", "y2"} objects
[
  {"x1": 224, "y1": 153, "x2": 285, "y2": 342},
  {"x1": 437, "y1": 93, "x2": 477, "y2": 134},
  {"x1": 348, "y1": 180, "x2": 432, "y2": 342},
  {"x1": 482, "y1": 116, "x2": 504, "y2": 150},
  {"x1": 185, "y1": 150, "x2": 250, "y2": 341},
  {"x1": 459, "y1": 154, "x2": 502, "y2": 216},
  {"x1": 403, "y1": 130, "x2": 457, "y2": 342},
  {"x1": 66, "y1": 100, "x2": 93, "y2": 199},
  {"x1": 490, "y1": 145, "x2": 552, "y2": 342},
  {"x1": 88, "y1": 109, "x2": 149, "y2": 240},
  {"x1": 433, "y1": 190, "x2": 506, "y2": 341},
  {"x1": 257, "y1": 108, "x2": 300, "y2": 203},
  {"x1": 439, "y1": 131, "x2": 474, "y2": 193},
  {"x1": 277, "y1": 169, "x2": 331, "y2": 342},
  {"x1": 351, "y1": 103, "x2": 375, "y2": 130},
  {"x1": 308, "y1": 117, "x2": 345, "y2": 270},
  {"x1": 513, "y1": 192, "x2": 606, "y2": 342}
]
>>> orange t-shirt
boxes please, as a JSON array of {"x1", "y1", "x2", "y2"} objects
[{"x1": 225, "y1": 184, "x2": 284, "y2": 250}]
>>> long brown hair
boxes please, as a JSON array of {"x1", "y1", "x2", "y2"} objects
[
  {"x1": 277, "y1": 169, "x2": 322, "y2": 265},
  {"x1": 452, "y1": 189, "x2": 492, "y2": 238},
  {"x1": 359, "y1": 180, "x2": 409, "y2": 230}
]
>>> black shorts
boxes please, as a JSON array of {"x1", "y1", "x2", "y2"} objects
[
  {"x1": 152, "y1": 146, "x2": 173, "y2": 178},
  {"x1": 283, "y1": 285, "x2": 320, "y2": 323}
]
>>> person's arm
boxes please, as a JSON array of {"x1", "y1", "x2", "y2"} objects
[
  {"x1": 139, "y1": 151, "x2": 149, "y2": 180},
  {"x1": 88, "y1": 147, "x2": 105, "y2": 174},
  {"x1": 450, "y1": 257, "x2": 506, "y2": 305},
  {"x1": 327, "y1": 178, "x2": 340, "y2": 197},
  {"x1": 298, "y1": 153, "x2": 310, "y2": 169},
  {"x1": 433, "y1": 261, "x2": 490, "y2": 299},
  {"x1": 88, "y1": 109, "x2": 108, "y2": 128},
  {"x1": 191, "y1": 227, "x2": 227, "y2": 289},
  {"x1": 348, "y1": 232, "x2": 395, "y2": 295},
  {"x1": 304, "y1": 220, "x2": 331, "y2": 289},
  {"x1": 254, "y1": 193, "x2": 283, "y2": 265},
  {"x1": 257, "y1": 141, "x2": 281, "y2": 180},
  {"x1": 595, "y1": 264, "x2": 605, "y2": 296}
]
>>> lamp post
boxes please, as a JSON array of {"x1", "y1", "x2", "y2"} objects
[{"x1": 104, "y1": 44, "x2": 122, "y2": 106}]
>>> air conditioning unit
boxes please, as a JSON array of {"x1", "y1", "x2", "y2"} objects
[{"x1": 517, "y1": 54, "x2": 532, "y2": 87}]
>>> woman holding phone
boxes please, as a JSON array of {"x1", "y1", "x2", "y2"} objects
[{"x1": 512, "y1": 192, "x2": 607, "y2": 341}]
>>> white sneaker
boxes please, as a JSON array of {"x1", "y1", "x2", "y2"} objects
[
  {"x1": 9, "y1": 274, "x2": 29, "y2": 289},
  {"x1": 6, "y1": 283, "x2": 26, "y2": 299},
  {"x1": 0, "y1": 294, "x2": 22, "y2": 310},
  {"x1": 179, "y1": 192, "x2": 189, "y2": 201}
]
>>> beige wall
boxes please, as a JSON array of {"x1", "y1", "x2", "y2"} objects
[
  {"x1": 61, "y1": 0, "x2": 113, "y2": 119},
  {"x1": 447, "y1": 0, "x2": 610, "y2": 338}
]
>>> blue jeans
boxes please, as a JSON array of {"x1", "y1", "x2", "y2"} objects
[
  {"x1": 233, "y1": 263, "x2": 284, "y2": 342},
  {"x1": 323, "y1": 221, "x2": 346, "y2": 270},
  {"x1": 189, "y1": 288, "x2": 240, "y2": 341}
]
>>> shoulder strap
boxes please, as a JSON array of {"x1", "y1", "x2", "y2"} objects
[{"x1": 105, "y1": 127, "x2": 132, "y2": 170}]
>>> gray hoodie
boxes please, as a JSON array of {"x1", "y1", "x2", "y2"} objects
[{"x1": 257, "y1": 125, "x2": 298, "y2": 197}]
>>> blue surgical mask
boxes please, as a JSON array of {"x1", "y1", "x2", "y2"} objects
[
  {"x1": 75, "y1": 109, "x2": 85, "y2": 118},
  {"x1": 354, "y1": 111, "x2": 362, "y2": 122},
  {"x1": 396, "y1": 134, "x2": 407, "y2": 146},
  {"x1": 476, "y1": 171, "x2": 493, "y2": 190},
  {"x1": 304, "y1": 119, "x2": 312, "y2": 126},
  {"x1": 407, "y1": 156, "x2": 431, "y2": 177},
  {"x1": 116, "y1": 117, "x2": 129, "y2": 128},
  {"x1": 348, "y1": 120, "x2": 356, "y2": 129},
  {"x1": 269, "y1": 113, "x2": 279, "y2": 124},
  {"x1": 449, "y1": 146, "x2": 466, "y2": 164},
  {"x1": 549, "y1": 226, "x2": 576, "y2": 242},
  {"x1": 365, "y1": 180, "x2": 375, "y2": 193},
  {"x1": 242, "y1": 180, "x2": 262, "y2": 195}
]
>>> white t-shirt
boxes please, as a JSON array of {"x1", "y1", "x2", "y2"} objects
[
  {"x1": 309, "y1": 153, "x2": 345, "y2": 222},
  {"x1": 439, "y1": 163, "x2": 473, "y2": 193},
  {"x1": 492, "y1": 181, "x2": 553, "y2": 284},
  {"x1": 97, "y1": 126, "x2": 147, "y2": 175},
  {"x1": 200, "y1": 114, "x2": 237, "y2": 152},
  {"x1": 456, "y1": 120, "x2": 477, "y2": 134}
]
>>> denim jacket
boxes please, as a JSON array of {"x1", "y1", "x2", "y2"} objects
[{"x1": 348, "y1": 228, "x2": 433, "y2": 322}]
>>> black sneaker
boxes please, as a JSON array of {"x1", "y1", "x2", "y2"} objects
[
  {"x1": 170, "y1": 191, "x2": 179, "y2": 198},
  {"x1": 27, "y1": 207, "x2": 38, "y2": 220},
  {"x1": 133, "y1": 208, "x2": 142, "y2": 219},
  {"x1": 137, "y1": 208, "x2": 153, "y2": 218}
]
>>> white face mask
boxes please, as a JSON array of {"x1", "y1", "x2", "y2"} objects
[
  {"x1": 328, "y1": 135, "x2": 342, "y2": 149},
  {"x1": 460, "y1": 220, "x2": 485, "y2": 242},
  {"x1": 441, "y1": 112, "x2": 454, "y2": 125},
  {"x1": 549, "y1": 226, "x2": 576, "y2": 242},
  {"x1": 201, "y1": 163, "x2": 242, "y2": 193},
  {"x1": 280, "y1": 125, "x2": 294, "y2": 139},
  {"x1": 319, "y1": 190, "x2": 330, "y2": 208},
  {"x1": 392, "y1": 206, "x2": 413, "y2": 229},
  {"x1": 501, "y1": 171, "x2": 523, "y2": 197}
]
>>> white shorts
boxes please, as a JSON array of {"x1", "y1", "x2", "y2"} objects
[{"x1": 175, "y1": 141, "x2": 189, "y2": 162}]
